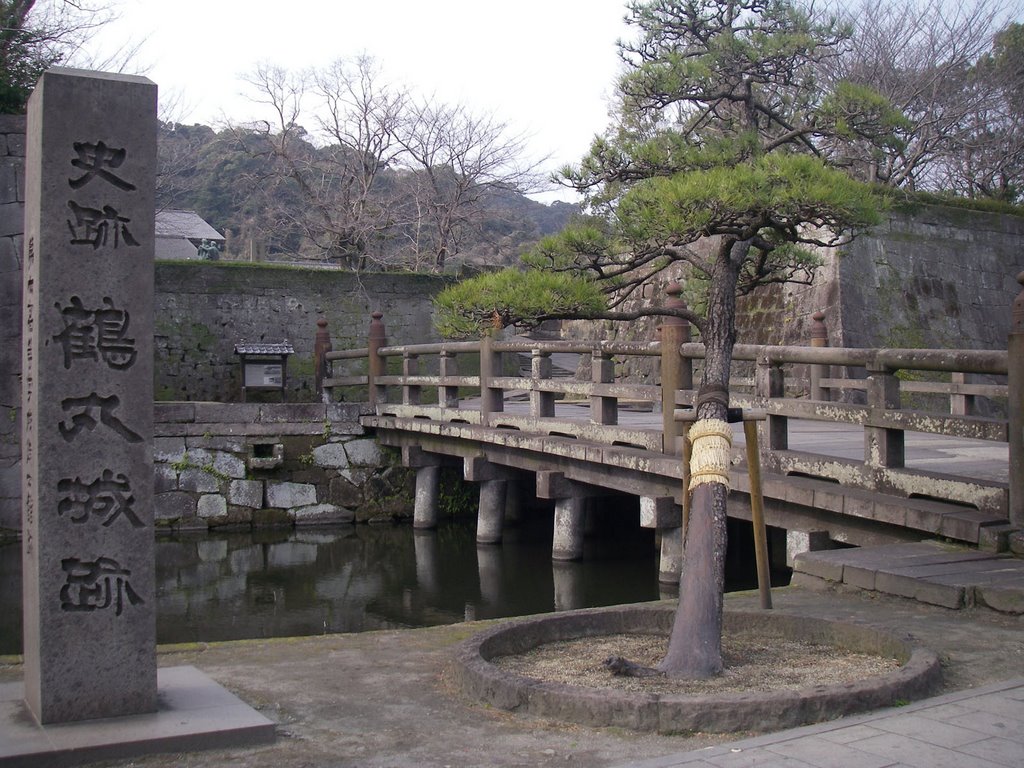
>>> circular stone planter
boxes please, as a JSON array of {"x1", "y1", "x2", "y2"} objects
[{"x1": 451, "y1": 605, "x2": 942, "y2": 733}]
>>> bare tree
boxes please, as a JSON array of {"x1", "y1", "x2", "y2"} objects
[
  {"x1": 821, "y1": 0, "x2": 1013, "y2": 190},
  {"x1": 395, "y1": 100, "x2": 544, "y2": 271}
]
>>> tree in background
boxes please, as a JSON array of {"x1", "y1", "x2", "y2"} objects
[
  {"x1": 228, "y1": 56, "x2": 544, "y2": 270},
  {"x1": 0, "y1": 1, "x2": 126, "y2": 114},
  {"x1": 820, "y1": 0, "x2": 1022, "y2": 198},
  {"x1": 435, "y1": 0, "x2": 882, "y2": 678}
]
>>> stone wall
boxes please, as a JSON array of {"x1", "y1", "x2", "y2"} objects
[
  {"x1": 0, "y1": 116, "x2": 25, "y2": 533},
  {"x1": 154, "y1": 262, "x2": 450, "y2": 402},
  {"x1": 152, "y1": 402, "x2": 412, "y2": 532},
  {"x1": 565, "y1": 206, "x2": 1024, "y2": 383}
]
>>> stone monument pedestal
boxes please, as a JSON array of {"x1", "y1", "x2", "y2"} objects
[{"x1": 0, "y1": 666, "x2": 275, "y2": 767}]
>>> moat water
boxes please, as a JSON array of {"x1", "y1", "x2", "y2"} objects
[
  {"x1": 0, "y1": 515, "x2": 669, "y2": 655},
  {"x1": 0, "y1": 513, "x2": 785, "y2": 656}
]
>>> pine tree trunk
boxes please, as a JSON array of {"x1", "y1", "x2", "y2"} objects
[{"x1": 657, "y1": 240, "x2": 741, "y2": 679}]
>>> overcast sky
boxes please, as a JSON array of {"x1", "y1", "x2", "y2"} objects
[{"x1": 83, "y1": 1, "x2": 635, "y2": 202}]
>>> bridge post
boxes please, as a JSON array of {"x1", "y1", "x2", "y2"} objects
[
  {"x1": 865, "y1": 361, "x2": 905, "y2": 468},
  {"x1": 403, "y1": 352, "x2": 421, "y2": 405},
  {"x1": 314, "y1": 318, "x2": 332, "y2": 400},
  {"x1": 414, "y1": 466, "x2": 441, "y2": 529},
  {"x1": 590, "y1": 348, "x2": 618, "y2": 425},
  {"x1": 531, "y1": 349, "x2": 555, "y2": 417},
  {"x1": 476, "y1": 479, "x2": 508, "y2": 544},
  {"x1": 479, "y1": 333, "x2": 504, "y2": 427},
  {"x1": 552, "y1": 496, "x2": 586, "y2": 561},
  {"x1": 756, "y1": 357, "x2": 788, "y2": 450},
  {"x1": 661, "y1": 282, "x2": 691, "y2": 455},
  {"x1": 1008, "y1": 273, "x2": 1024, "y2": 527},
  {"x1": 809, "y1": 311, "x2": 829, "y2": 401},
  {"x1": 439, "y1": 350, "x2": 460, "y2": 407},
  {"x1": 367, "y1": 311, "x2": 387, "y2": 407}
]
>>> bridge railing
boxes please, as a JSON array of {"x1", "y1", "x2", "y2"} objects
[{"x1": 316, "y1": 276, "x2": 1024, "y2": 526}]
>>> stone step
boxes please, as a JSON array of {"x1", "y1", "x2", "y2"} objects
[{"x1": 793, "y1": 540, "x2": 1024, "y2": 613}]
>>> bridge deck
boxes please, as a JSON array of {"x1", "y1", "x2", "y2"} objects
[{"x1": 497, "y1": 398, "x2": 1009, "y2": 483}]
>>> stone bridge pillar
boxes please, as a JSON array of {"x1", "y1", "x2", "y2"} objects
[
  {"x1": 537, "y1": 471, "x2": 597, "y2": 561},
  {"x1": 640, "y1": 496, "x2": 682, "y2": 583}
]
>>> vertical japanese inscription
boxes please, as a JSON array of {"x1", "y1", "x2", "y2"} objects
[{"x1": 23, "y1": 68, "x2": 157, "y2": 724}]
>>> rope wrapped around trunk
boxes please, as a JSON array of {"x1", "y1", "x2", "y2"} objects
[{"x1": 687, "y1": 418, "x2": 732, "y2": 490}]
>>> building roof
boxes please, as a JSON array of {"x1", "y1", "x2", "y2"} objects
[
  {"x1": 155, "y1": 209, "x2": 224, "y2": 241},
  {"x1": 234, "y1": 342, "x2": 295, "y2": 356}
]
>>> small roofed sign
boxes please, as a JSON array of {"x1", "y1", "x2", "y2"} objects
[{"x1": 234, "y1": 341, "x2": 294, "y2": 401}]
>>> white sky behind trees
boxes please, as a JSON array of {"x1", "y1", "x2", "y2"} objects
[{"x1": 80, "y1": 0, "x2": 635, "y2": 202}]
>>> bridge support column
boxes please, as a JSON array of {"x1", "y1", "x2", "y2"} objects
[
  {"x1": 504, "y1": 479, "x2": 523, "y2": 525},
  {"x1": 413, "y1": 466, "x2": 441, "y2": 529},
  {"x1": 640, "y1": 496, "x2": 683, "y2": 584},
  {"x1": 659, "y1": 527, "x2": 683, "y2": 584},
  {"x1": 476, "y1": 479, "x2": 508, "y2": 545},
  {"x1": 552, "y1": 496, "x2": 586, "y2": 561},
  {"x1": 785, "y1": 530, "x2": 832, "y2": 567}
]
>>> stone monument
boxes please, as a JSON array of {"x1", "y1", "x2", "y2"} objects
[
  {"x1": 21, "y1": 67, "x2": 157, "y2": 724},
  {"x1": 3, "y1": 66, "x2": 272, "y2": 764}
]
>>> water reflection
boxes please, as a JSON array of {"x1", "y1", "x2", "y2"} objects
[{"x1": 0, "y1": 517, "x2": 661, "y2": 655}]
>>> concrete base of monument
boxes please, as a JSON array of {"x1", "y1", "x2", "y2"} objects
[{"x1": 0, "y1": 665, "x2": 275, "y2": 768}]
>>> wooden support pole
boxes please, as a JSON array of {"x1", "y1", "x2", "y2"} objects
[
  {"x1": 743, "y1": 419, "x2": 773, "y2": 610},
  {"x1": 660, "y1": 282, "x2": 691, "y2": 455},
  {"x1": 1009, "y1": 272, "x2": 1024, "y2": 528},
  {"x1": 314, "y1": 318, "x2": 332, "y2": 400},
  {"x1": 367, "y1": 311, "x2": 386, "y2": 408}
]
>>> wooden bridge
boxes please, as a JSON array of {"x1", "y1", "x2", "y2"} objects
[{"x1": 314, "y1": 290, "x2": 1024, "y2": 583}]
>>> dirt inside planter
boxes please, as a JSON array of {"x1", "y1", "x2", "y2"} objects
[{"x1": 492, "y1": 628, "x2": 903, "y2": 696}]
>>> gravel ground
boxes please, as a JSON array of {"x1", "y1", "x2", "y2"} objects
[{"x1": 493, "y1": 629, "x2": 902, "y2": 696}]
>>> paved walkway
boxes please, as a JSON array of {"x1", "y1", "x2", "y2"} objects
[{"x1": 618, "y1": 678, "x2": 1024, "y2": 768}]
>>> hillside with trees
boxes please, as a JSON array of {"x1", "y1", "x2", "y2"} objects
[{"x1": 156, "y1": 117, "x2": 577, "y2": 271}]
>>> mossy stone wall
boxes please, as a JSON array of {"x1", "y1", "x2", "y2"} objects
[{"x1": 155, "y1": 262, "x2": 450, "y2": 402}]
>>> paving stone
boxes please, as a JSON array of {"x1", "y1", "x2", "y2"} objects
[
  {"x1": 765, "y1": 736, "x2": 894, "y2": 768},
  {"x1": 955, "y1": 736, "x2": 1024, "y2": 767},
  {"x1": 874, "y1": 713, "x2": 990, "y2": 748},
  {"x1": 848, "y1": 731, "x2": 1005, "y2": 767}
]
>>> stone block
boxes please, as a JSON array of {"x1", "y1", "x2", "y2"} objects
[
  {"x1": 252, "y1": 507, "x2": 291, "y2": 527},
  {"x1": 193, "y1": 402, "x2": 260, "y2": 423},
  {"x1": 185, "y1": 434, "x2": 246, "y2": 452},
  {"x1": 197, "y1": 494, "x2": 228, "y2": 519},
  {"x1": 791, "y1": 551, "x2": 845, "y2": 582},
  {"x1": 154, "y1": 464, "x2": 178, "y2": 494},
  {"x1": 0, "y1": 201, "x2": 22, "y2": 237},
  {"x1": 154, "y1": 402, "x2": 196, "y2": 423},
  {"x1": 153, "y1": 437, "x2": 186, "y2": 463},
  {"x1": 266, "y1": 481, "x2": 317, "y2": 508},
  {"x1": 291, "y1": 503, "x2": 354, "y2": 525},
  {"x1": 343, "y1": 438, "x2": 383, "y2": 466},
  {"x1": 210, "y1": 451, "x2": 246, "y2": 479},
  {"x1": 179, "y1": 466, "x2": 221, "y2": 493},
  {"x1": 313, "y1": 442, "x2": 349, "y2": 469},
  {"x1": 156, "y1": 491, "x2": 197, "y2": 521},
  {"x1": 259, "y1": 403, "x2": 327, "y2": 423},
  {"x1": 842, "y1": 564, "x2": 877, "y2": 591},
  {"x1": 227, "y1": 479, "x2": 263, "y2": 508},
  {"x1": 976, "y1": 585, "x2": 1024, "y2": 614},
  {"x1": 639, "y1": 496, "x2": 679, "y2": 529}
]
